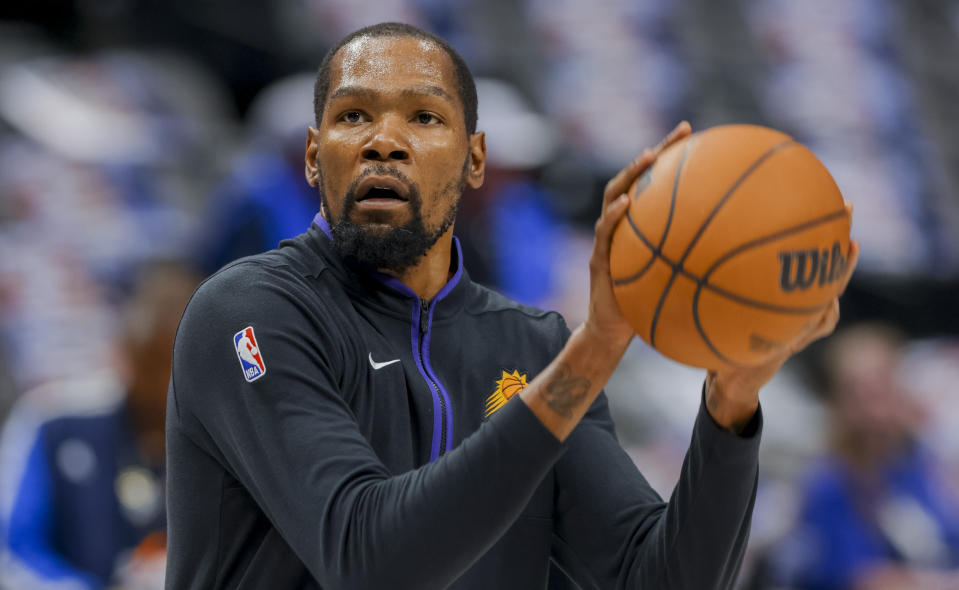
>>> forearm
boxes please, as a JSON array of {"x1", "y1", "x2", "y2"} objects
[
  {"x1": 319, "y1": 397, "x2": 564, "y2": 588},
  {"x1": 520, "y1": 322, "x2": 630, "y2": 441},
  {"x1": 628, "y1": 398, "x2": 762, "y2": 589},
  {"x1": 549, "y1": 393, "x2": 761, "y2": 590},
  {"x1": 321, "y1": 323, "x2": 625, "y2": 585}
]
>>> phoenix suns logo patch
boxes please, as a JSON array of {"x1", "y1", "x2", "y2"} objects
[{"x1": 484, "y1": 369, "x2": 528, "y2": 418}]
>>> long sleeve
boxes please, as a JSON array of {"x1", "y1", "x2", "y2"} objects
[
  {"x1": 166, "y1": 263, "x2": 566, "y2": 589},
  {"x1": 551, "y1": 391, "x2": 761, "y2": 589}
]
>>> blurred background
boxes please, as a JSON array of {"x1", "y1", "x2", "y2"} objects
[{"x1": 0, "y1": 0, "x2": 957, "y2": 588}]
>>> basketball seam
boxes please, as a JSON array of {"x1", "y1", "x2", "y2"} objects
[
  {"x1": 692, "y1": 207, "x2": 850, "y2": 366},
  {"x1": 658, "y1": 140, "x2": 689, "y2": 260},
  {"x1": 649, "y1": 138, "x2": 794, "y2": 348},
  {"x1": 678, "y1": 138, "x2": 796, "y2": 267},
  {"x1": 648, "y1": 272, "x2": 677, "y2": 348},
  {"x1": 703, "y1": 208, "x2": 849, "y2": 281},
  {"x1": 611, "y1": 140, "x2": 693, "y2": 287},
  {"x1": 692, "y1": 285, "x2": 737, "y2": 366},
  {"x1": 617, "y1": 208, "x2": 848, "y2": 312},
  {"x1": 701, "y1": 284, "x2": 833, "y2": 314},
  {"x1": 647, "y1": 141, "x2": 695, "y2": 347},
  {"x1": 649, "y1": 138, "x2": 796, "y2": 348},
  {"x1": 613, "y1": 135, "x2": 843, "y2": 367},
  {"x1": 612, "y1": 211, "x2": 658, "y2": 286}
]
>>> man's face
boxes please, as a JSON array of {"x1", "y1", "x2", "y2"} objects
[{"x1": 306, "y1": 35, "x2": 485, "y2": 271}]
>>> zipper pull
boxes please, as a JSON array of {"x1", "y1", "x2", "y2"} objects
[{"x1": 420, "y1": 300, "x2": 430, "y2": 335}]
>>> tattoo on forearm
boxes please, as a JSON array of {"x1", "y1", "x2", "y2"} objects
[{"x1": 543, "y1": 363, "x2": 591, "y2": 418}]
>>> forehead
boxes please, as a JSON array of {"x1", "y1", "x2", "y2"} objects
[{"x1": 329, "y1": 35, "x2": 457, "y2": 98}]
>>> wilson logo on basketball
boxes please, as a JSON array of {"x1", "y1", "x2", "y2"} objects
[
  {"x1": 778, "y1": 242, "x2": 846, "y2": 293},
  {"x1": 484, "y1": 370, "x2": 529, "y2": 418}
]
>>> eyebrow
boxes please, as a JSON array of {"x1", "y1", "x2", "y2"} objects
[{"x1": 328, "y1": 84, "x2": 455, "y2": 104}]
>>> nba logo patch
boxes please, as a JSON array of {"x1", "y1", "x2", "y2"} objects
[{"x1": 234, "y1": 326, "x2": 266, "y2": 382}]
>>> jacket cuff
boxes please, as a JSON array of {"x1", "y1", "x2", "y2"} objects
[{"x1": 695, "y1": 382, "x2": 763, "y2": 458}]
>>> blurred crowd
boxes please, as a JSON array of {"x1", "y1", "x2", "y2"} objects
[{"x1": 0, "y1": 0, "x2": 957, "y2": 588}]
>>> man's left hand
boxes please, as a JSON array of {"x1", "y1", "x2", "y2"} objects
[{"x1": 705, "y1": 231, "x2": 860, "y2": 433}]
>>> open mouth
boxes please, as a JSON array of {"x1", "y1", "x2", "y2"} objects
[
  {"x1": 358, "y1": 187, "x2": 407, "y2": 202},
  {"x1": 354, "y1": 175, "x2": 411, "y2": 205}
]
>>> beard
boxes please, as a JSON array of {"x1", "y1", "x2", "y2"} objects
[{"x1": 322, "y1": 160, "x2": 468, "y2": 274}]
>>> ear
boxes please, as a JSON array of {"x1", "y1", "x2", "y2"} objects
[
  {"x1": 304, "y1": 127, "x2": 321, "y2": 187},
  {"x1": 466, "y1": 131, "x2": 486, "y2": 189}
]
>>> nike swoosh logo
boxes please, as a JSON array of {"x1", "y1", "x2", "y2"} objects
[{"x1": 369, "y1": 353, "x2": 401, "y2": 370}]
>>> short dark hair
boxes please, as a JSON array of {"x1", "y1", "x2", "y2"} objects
[{"x1": 313, "y1": 22, "x2": 478, "y2": 135}]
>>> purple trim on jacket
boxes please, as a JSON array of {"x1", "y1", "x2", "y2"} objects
[{"x1": 311, "y1": 211, "x2": 461, "y2": 460}]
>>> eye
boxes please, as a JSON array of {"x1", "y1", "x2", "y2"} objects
[
  {"x1": 415, "y1": 112, "x2": 441, "y2": 125},
  {"x1": 339, "y1": 111, "x2": 367, "y2": 123}
]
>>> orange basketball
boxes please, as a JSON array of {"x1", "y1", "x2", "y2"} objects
[{"x1": 609, "y1": 124, "x2": 852, "y2": 370}]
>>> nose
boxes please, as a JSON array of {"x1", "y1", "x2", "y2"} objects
[{"x1": 362, "y1": 116, "x2": 410, "y2": 162}]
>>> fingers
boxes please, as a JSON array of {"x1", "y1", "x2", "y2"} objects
[
  {"x1": 603, "y1": 121, "x2": 692, "y2": 205},
  {"x1": 592, "y1": 121, "x2": 693, "y2": 303},
  {"x1": 653, "y1": 120, "x2": 692, "y2": 154},
  {"x1": 788, "y1": 208, "x2": 859, "y2": 352},
  {"x1": 839, "y1": 239, "x2": 860, "y2": 295},
  {"x1": 603, "y1": 149, "x2": 656, "y2": 207},
  {"x1": 813, "y1": 298, "x2": 841, "y2": 340},
  {"x1": 591, "y1": 194, "x2": 630, "y2": 273},
  {"x1": 795, "y1": 238, "x2": 857, "y2": 349},
  {"x1": 785, "y1": 299, "x2": 837, "y2": 356}
]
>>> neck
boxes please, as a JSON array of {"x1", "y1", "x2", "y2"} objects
[{"x1": 380, "y1": 226, "x2": 455, "y2": 301}]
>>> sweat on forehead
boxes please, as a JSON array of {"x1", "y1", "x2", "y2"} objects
[
  {"x1": 333, "y1": 36, "x2": 451, "y2": 86},
  {"x1": 312, "y1": 22, "x2": 478, "y2": 134}
]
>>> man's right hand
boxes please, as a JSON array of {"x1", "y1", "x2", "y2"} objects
[
  {"x1": 584, "y1": 120, "x2": 692, "y2": 357},
  {"x1": 519, "y1": 121, "x2": 693, "y2": 441}
]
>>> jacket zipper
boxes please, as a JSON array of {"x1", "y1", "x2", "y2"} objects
[{"x1": 419, "y1": 299, "x2": 448, "y2": 457}]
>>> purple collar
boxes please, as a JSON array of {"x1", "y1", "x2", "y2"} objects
[{"x1": 313, "y1": 211, "x2": 333, "y2": 238}]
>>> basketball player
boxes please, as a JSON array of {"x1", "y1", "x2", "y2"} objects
[{"x1": 165, "y1": 22, "x2": 858, "y2": 589}]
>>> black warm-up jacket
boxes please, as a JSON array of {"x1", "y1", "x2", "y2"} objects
[{"x1": 165, "y1": 216, "x2": 763, "y2": 589}]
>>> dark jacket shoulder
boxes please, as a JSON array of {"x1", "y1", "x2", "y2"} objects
[
  {"x1": 187, "y1": 232, "x2": 336, "y2": 317},
  {"x1": 464, "y1": 282, "x2": 571, "y2": 353}
]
